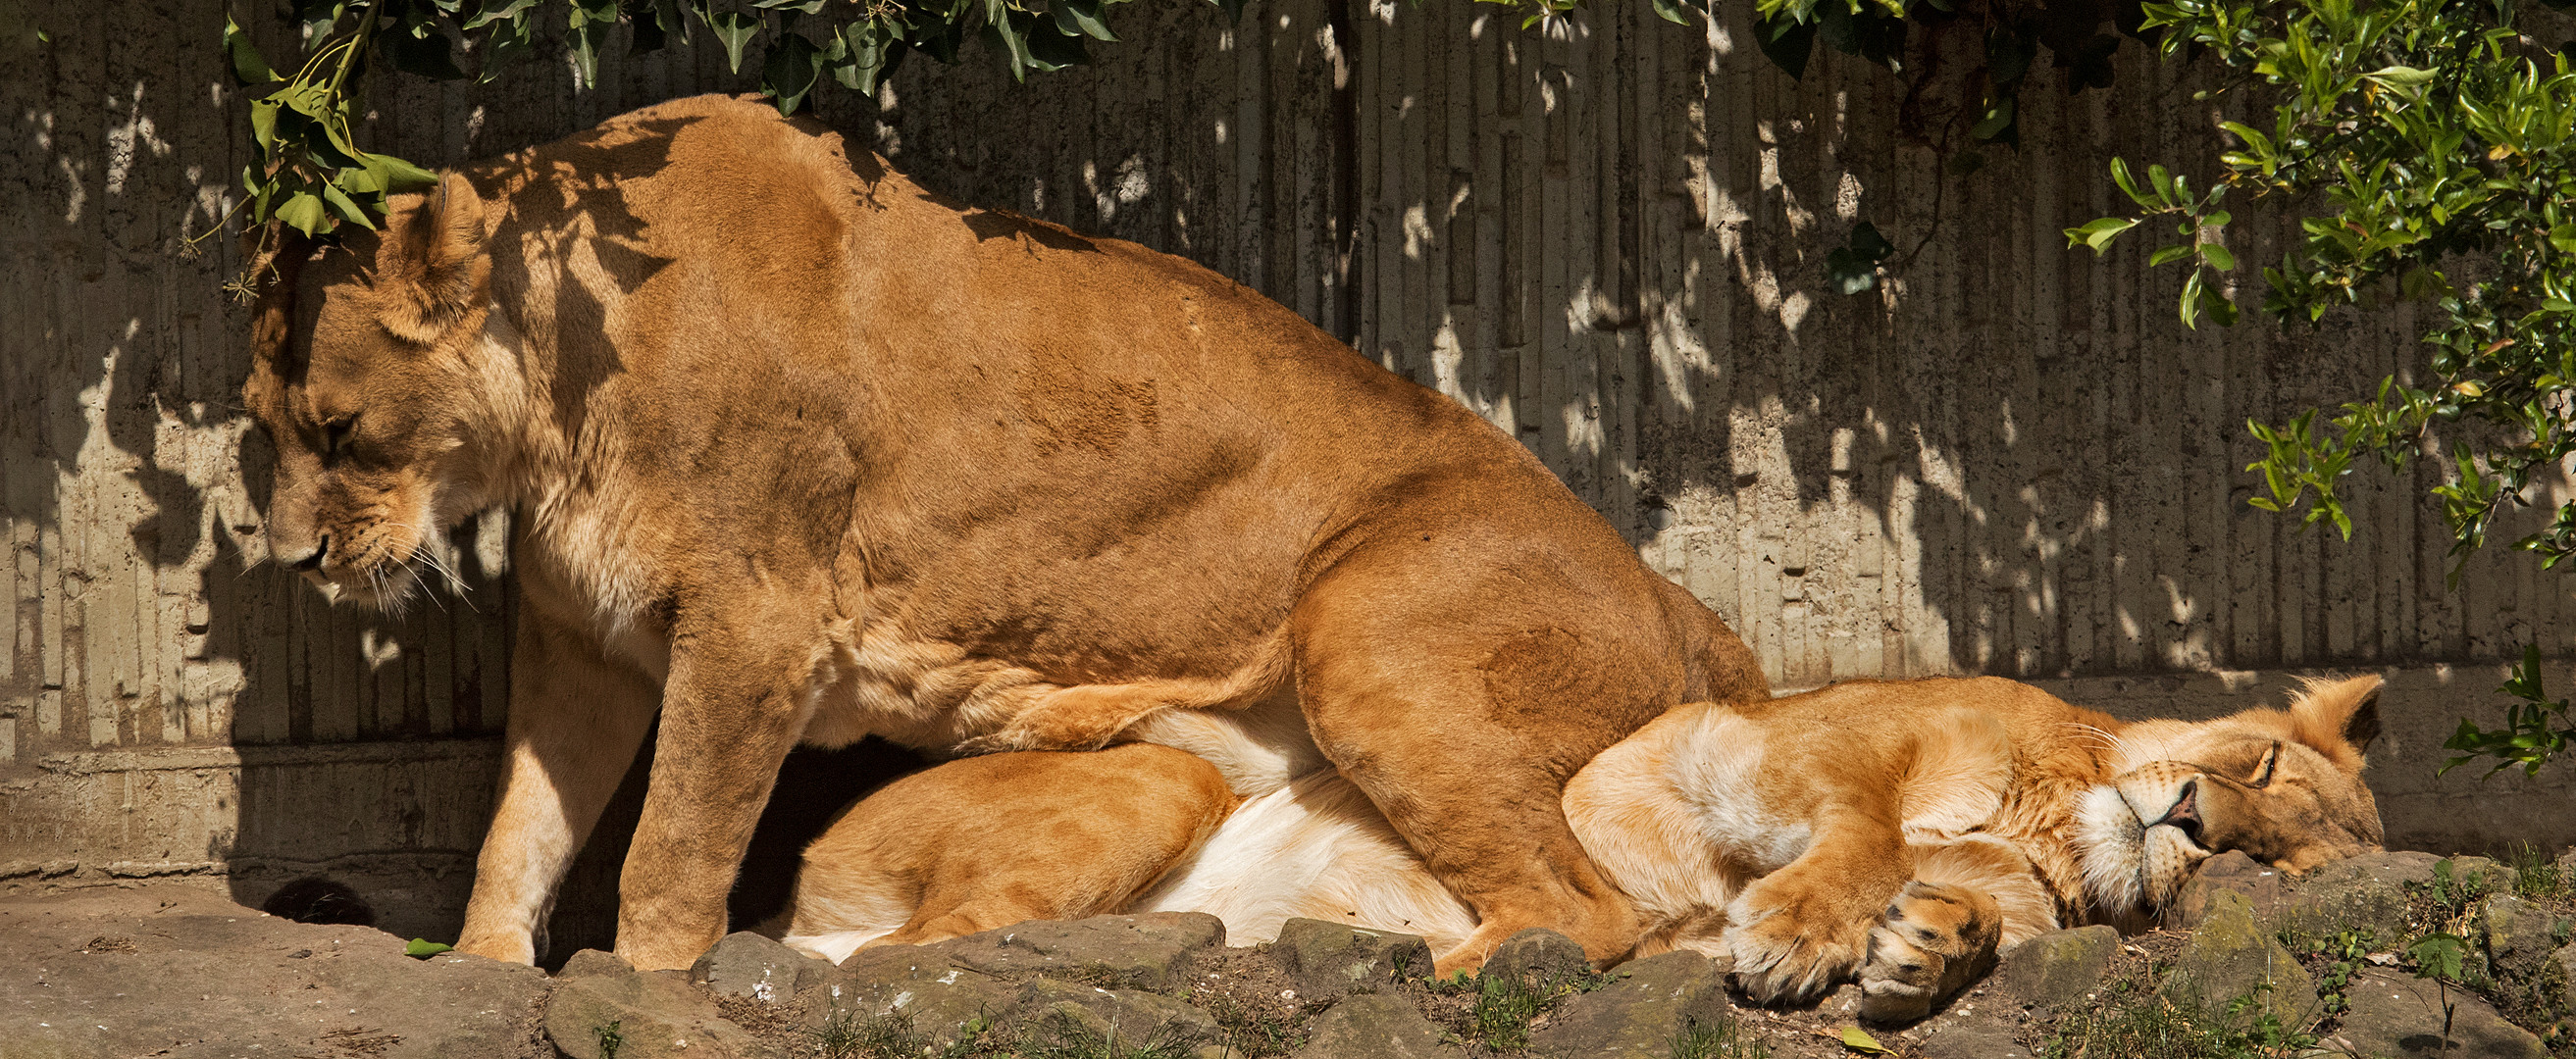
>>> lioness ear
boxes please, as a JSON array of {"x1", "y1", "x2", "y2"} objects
[
  {"x1": 377, "y1": 171, "x2": 489, "y2": 343},
  {"x1": 2290, "y1": 674, "x2": 2383, "y2": 769},
  {"x1": 244, "y1": 221, "x2": 312, "y2": 369}
]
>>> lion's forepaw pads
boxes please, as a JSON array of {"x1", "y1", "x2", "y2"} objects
[
  {"x1": 1722, "y1": 897, "x2": 1869, "y2": 1006},
  {"x1": 1856, "y1": 881, "x2": 2002, "y2": 1025}
]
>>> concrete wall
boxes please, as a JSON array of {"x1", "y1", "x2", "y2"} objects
[{"x1": 6, "y1": 0, "x2": 2572, "y2": 943}]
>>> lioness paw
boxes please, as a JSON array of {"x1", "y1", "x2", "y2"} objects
[
  {"x1": 1723, "y1": 883, "x2": 1874, "y2": 1006},
  {"x1": 1856, "y1": 881, "x2": 2002, "y2": 1024}
]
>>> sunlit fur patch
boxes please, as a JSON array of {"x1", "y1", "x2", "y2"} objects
[{"x1": 2073, "y1": 784, "x2": 2145, "y2": 913}]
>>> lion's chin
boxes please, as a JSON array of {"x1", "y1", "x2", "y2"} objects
[
  {"x1": 311, "y1": 562, "x2": 424, "y2": 614},
  {"x1": 2074, "y1": 784, "x2": 2150, "y2": 914}
]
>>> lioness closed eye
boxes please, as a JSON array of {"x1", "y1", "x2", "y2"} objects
[
  {"x1": 239, "y1": 93, "x2": 1768, "y2": 972},
  {"x1": 781, "y1": 674, "x2": 2384, "y2": 1024}
]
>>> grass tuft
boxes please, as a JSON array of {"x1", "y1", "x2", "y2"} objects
[
  {"x1": 2041, "y1": 979, "x2": 2314, "y2": 1059},
  {"x1": 1671, "y1": 1012, "x2": 1769, "y2": 1059}
]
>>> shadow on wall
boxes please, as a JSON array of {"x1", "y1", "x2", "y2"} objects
[{"x1": 5, "y1": 0, "x2": 2573, "y2": 946}]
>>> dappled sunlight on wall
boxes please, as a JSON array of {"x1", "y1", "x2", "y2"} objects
[{"x1": 8, "y1": 0, "x2": 2575, "y2": 935}]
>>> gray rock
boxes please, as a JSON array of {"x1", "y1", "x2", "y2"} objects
[
  {"x1": 543, "y1": 968, "x2": 761, "y2": 1059},
  {"x1": 1273, "y1": 918, "x2": 1433, "y2": 1000},
  {"x1": 1484, "y1": 928, "x2": 1592, "y2": 984},
  {"x1": 923, "y1": 912, "x2": 1225, "y2": 992},
  {"x1": 2286, "y1": 849, "x2": 2442, "y2": 943},
  {"x1": 1018, "y1": 978, "x2": 1220, "y2": 1050},
  {"x1": 1916, "y1": 1020, "x2": 2034, "y2": 1059},
  {"x1": 828, "y1": 946, "x2": 1020, "y2": 1048},
  {"x1": 2482, "y1": 894, "x2": 2567, "y2": 982},
  {"x1": 557, "y1": 948, "x2": 632, "y2": 980},
  {"x1": 2170, "y1": 850, "x2": 2289, "y2": 929},
  {"x1": 0, "y1": 884, "x2": 549, "y2": 1059},
  {"x1": 1990, "y1": 925, "x2": 2118, "y2": 1011},
  {"x1": 688, "y1": 930, "x2": 833, "y2": 1004},
  {"x1": 2319, "y1": 969, "x2": 2548, "y2": 1058},
  {"x1": 2163, "y1": 889, "x2": 2314, "y2": 1023},
  {"x1": 1293, "y1": 992, "x2": 1457, "y2": 1059},
  {"x1": 1528, "y1": 949, "x2": 1732, "y2": 1059}
]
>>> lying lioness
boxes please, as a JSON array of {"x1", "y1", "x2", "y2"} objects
[
  {"x1": 781, "y1": 674, "x2": 2384, "y2": 1022},
  {"x1": 237, "y1": 93, "x2": 1767, "y2": 971}
]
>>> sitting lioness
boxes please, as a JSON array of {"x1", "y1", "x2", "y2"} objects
[
  {"x1": 236, "y1": 93, "x2": 1769, "y2": 971},
  {"x1": 780, "y1": 674, "x2": 2384, "y2": 1022}
]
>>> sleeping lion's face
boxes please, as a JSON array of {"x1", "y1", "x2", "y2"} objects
[{"x1": 2074, "y1": 676, "x2": 2385, "y2": 916}]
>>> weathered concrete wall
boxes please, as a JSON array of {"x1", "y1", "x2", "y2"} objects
[{"x1": 5, "y1": 0, "x2": 2572, "y2": 945}]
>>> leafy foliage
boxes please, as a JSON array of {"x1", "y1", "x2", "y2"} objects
[
  {"x1": 210, "y1": 0, "x2": 1148, "y2": 245},
  {"x1": 2070, "y1": 0, "x2": 2576, "y2": 578},
  {"x1": 2442, "y1": 643, "x2": 2576, "y2": 776}
]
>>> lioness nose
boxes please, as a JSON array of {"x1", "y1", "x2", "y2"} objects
[
  {"x1": 2150, "y1": 779, "x2": 2204, "y2": 843},
  {"x1": 284, "y1": 532, "x2": 330, "y2": 573}
]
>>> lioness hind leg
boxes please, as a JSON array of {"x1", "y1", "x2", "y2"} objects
[
  {"x1": 786, "y1": 744, "x2": 1236, "y2": 961},
  {"x1": 1855, "y1": 836, "x2": 2050, "y2": 1024},
  {"x1": 1289, "y1": 566, "x2": 1681, "y2": 976}
]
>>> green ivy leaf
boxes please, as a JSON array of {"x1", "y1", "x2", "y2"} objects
[
  {"x1": 2065, "y1": 217, "x2": 2138, "y2": 253},
  {"x1": 1754, "y1": 15, "x2": 1818, "y2": 80},
  {"x1": 2364, "y1": 65, "x2": 2438, "y2": 88},
  {"x1": 761, "y1": 31, "x2": 824, "y2": 115},
  {"x1": 249, "y1": 97, "x2": 281, "y2": 152},
  {"x1": 369, "y1": 151, "x2": 440, "y2": 193},
  {"x1": 222, "y1": 16, "x2": 280, "y2": 85},
  {"x1": 567, "y1": 0, "x2": 622, "y2": 88},
  {"x1": 1969, "y1": 95, "x2": 2016, "y2": 141},
  {"x1": 462, "y1": 0, "x2": 542, "y2": 29},
  {"x1": 275, "y1": 192, "x2": 329, "y2": 236},
  {"x1": 707, "y1": 11, "x2": 760, "y2": 74},
  {"x1": 318, "y1": 180, "x2": 376, "y2": 228},
  {"x1": 1051, "y1": 0, "x2": 1117, "y2": 41}
]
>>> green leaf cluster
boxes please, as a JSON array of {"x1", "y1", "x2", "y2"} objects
[
  {"x1": 1741, "y1": 0, "x2": 2140, "y2": 152},
  {"x1": 2067, "y1": 0, "x2": 2576, "y2": 581},
  {"x1": 212, "y1": 0, "x2": 1154, "y2": 250},
  {"x1": 222, "y1": 7, "x2": 442, "y2": 245},
  {"x1": 2441, "y1": 643, "x2": 2576, "y2": 776}
]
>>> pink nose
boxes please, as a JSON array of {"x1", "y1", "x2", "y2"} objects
[{"x1": 2148, "y1": 780, "x2": 2202, "y2": 841}]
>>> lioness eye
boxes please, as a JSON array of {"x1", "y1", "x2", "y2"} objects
[
  {"x1": 324, "y1": 414, "x2": 357, "y2": 458},
  {"x1": 2250, "y1": 741, "x2": 2280, "y2": 788}
]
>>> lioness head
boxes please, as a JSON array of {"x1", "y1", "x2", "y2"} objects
[
  {"x1": 2075, "y1": 675, "x2": 2384, "y2": 914},
  {"x1": 240, "y1": 175, "x2": 497, "y2": 610}
]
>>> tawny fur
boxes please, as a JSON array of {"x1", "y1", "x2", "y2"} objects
[
  {"x1": 238, "y1": 95, "x2": 1771, "y2": 971},
  {"x1": 785, "y1": 674, "x2": 2385, "y2": 1025}
]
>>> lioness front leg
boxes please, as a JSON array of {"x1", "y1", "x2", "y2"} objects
[
  {"x1": 455, "y1": 618, "x2": 659, "y2": 965},
  {"x1": 1724, "y1": 808, "x2": 1913, "y2": 1005},
  {"x1": 1856, "y1": 836, "x2": 2055, "y2": 1024},
  {"x1": 615, "y1": 616, "x2": 825, "y2": 970}
]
